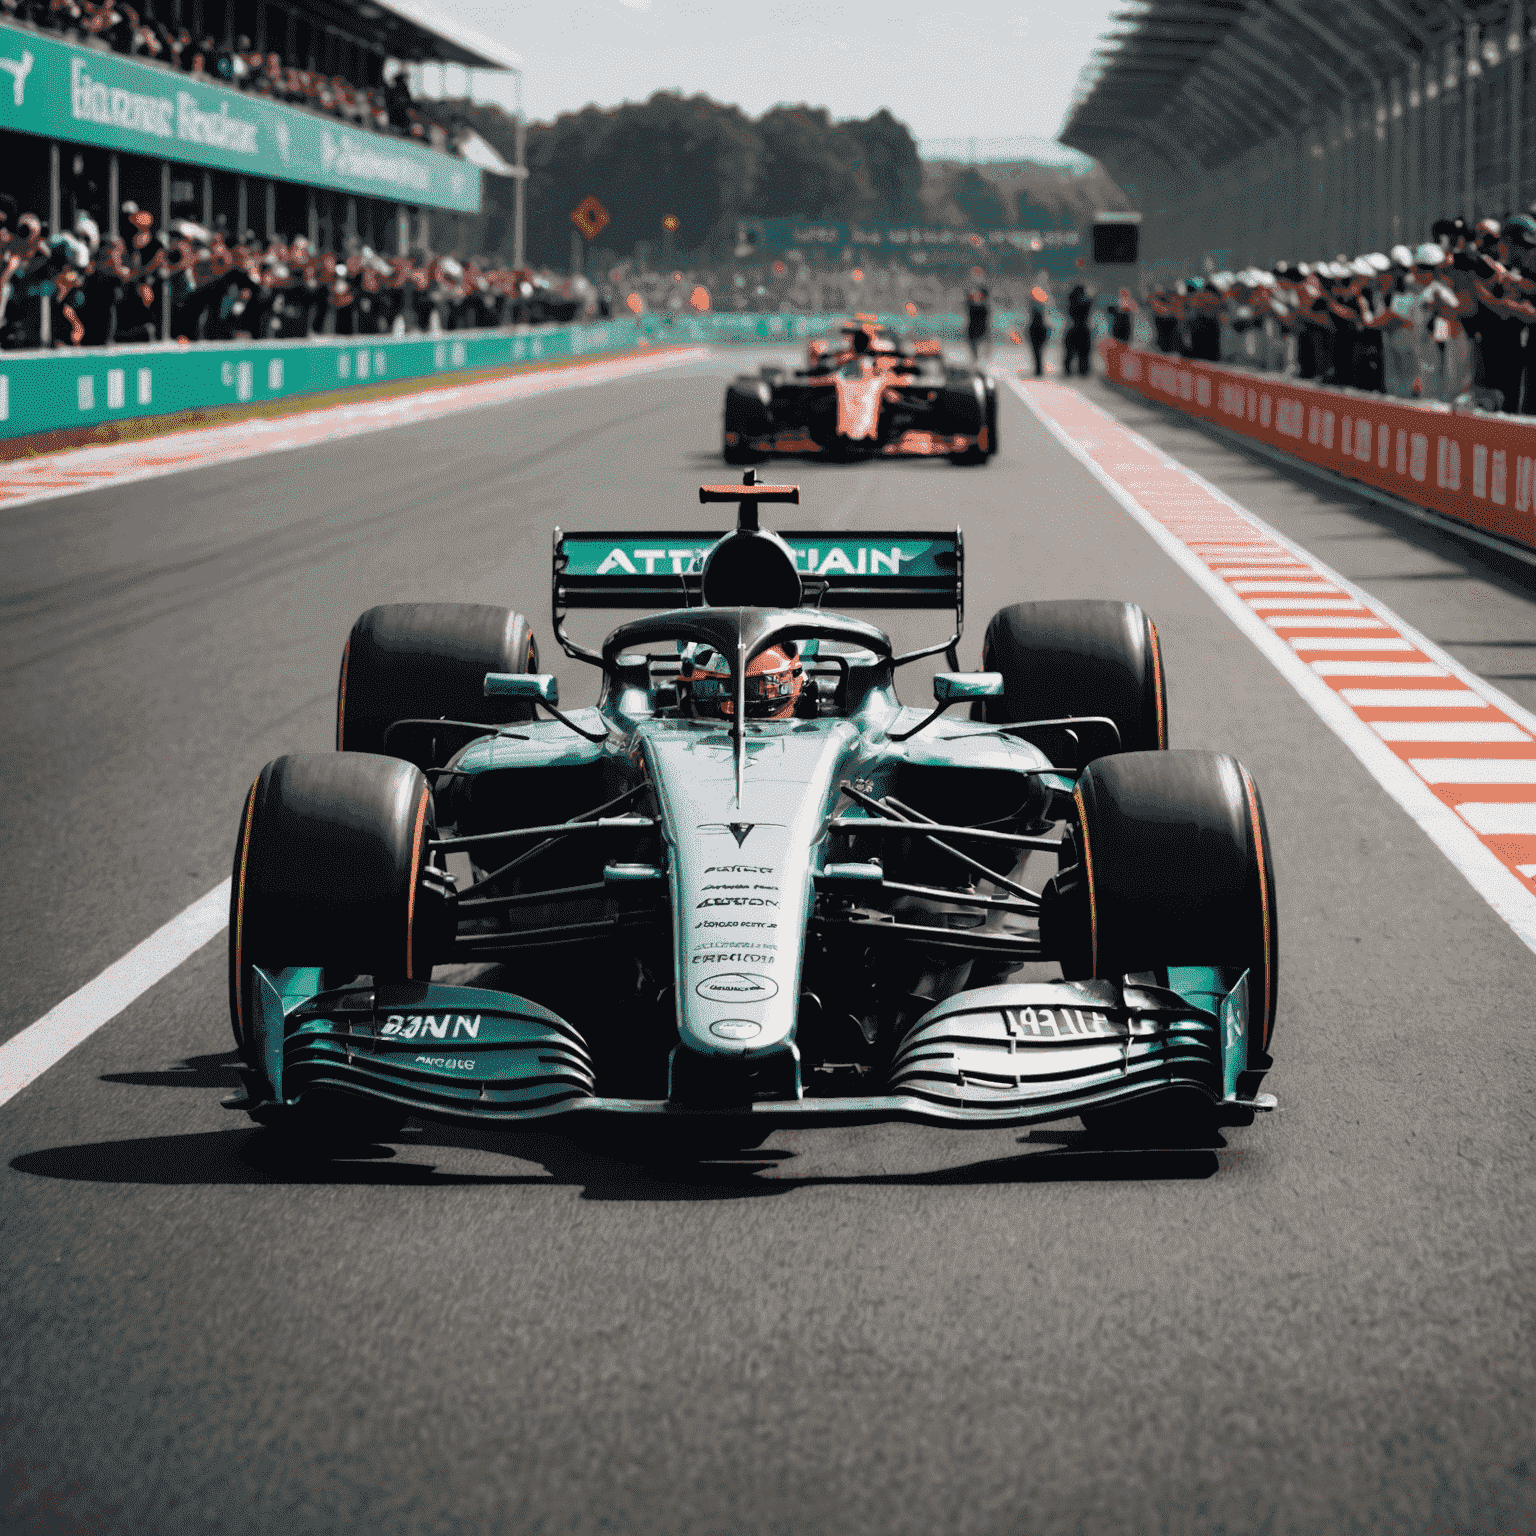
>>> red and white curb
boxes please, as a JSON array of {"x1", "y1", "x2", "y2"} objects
[
  {"x1": 0, "y1": 345, "x2": 709, "y2": 512},
  {"x1": 1012, "y1": 375, "x2": 1536, "y2": 955}
]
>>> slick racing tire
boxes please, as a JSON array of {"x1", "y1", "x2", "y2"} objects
[
  {"x1": 976, "y1": 600, "x2": 1167, "y2": 757},
  {"x1": 1052, "y1": 749, "x2": 1278, "y2": 1069},
  {"x1": 228, "y1": 752, "x2": 443, "y2": 1074},
  {"x1": 984, "y1": 377, "x2": 998, "y2": 457},
  {"x1": 943, "y1": 369, "x2": 989, "y2": 464},
  {"x1": 723, "y1": 377, "x2": 773, "y2": 464},
  {"x1": 336, "y1": 603, "x2": 539, "y2": 765}
]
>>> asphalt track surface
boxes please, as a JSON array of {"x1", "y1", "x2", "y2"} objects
[{"x1": 2, "y1": 345, "x2": 1533, "y2": 1535}]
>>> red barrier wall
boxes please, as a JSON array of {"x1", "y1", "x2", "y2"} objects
[{"x1": 1100, "y1": 339, "x2": 1536, "y2": 556}]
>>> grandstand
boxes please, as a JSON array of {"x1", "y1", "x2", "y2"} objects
[
  {"x1": 1062, "y1": 0, "x2": 1534, "y2": 270},
  {"x1": 0, "y1": 0, "x2": 520, "y2": 339}
]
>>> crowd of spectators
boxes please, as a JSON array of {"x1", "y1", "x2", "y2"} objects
[
  {"x1": 2, "y1": 0, "x2": 456, "y2": 150},
  {"x1": 0, "y1": 198, "x2": 587, "y2": 347},
  {"x1": 1144, "y1": 214, "x2": 1536, "y2": 416}
]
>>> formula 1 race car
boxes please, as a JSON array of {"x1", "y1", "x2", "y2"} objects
[
  {"x1": 724, "y1": 318, "x2": 997, "y2": 465},
  {"x1": 226, "y1": 473, "x2": 1278, "y2": 1154}
]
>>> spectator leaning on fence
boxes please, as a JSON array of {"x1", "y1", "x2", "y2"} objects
[
  {"x1": 0, "y1": 197, "x2": 607, "y2": 348},
  {"x1": 1139, "y1": 210, "x2": 1536, "y2": 416}
]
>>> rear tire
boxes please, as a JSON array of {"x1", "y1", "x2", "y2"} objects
[
  {"x1": 337, "y1": 603, "x2": 538, "y2": 764},
  {"x1": 228, "y1": 752, "x2": 441, "y2": 1071},
  {"x1": 1054, "y1": 749, "x2": 1278, "y2": 1065},
  {"x1": 723, "y1": 379, "x2": 772, "y2": 463},
  {"x1": 977, "y1": 599, "x2": 1167, "y2": 756}
]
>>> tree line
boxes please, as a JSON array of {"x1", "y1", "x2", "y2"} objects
[
  {"x1": 446, "y1": 93, "x2": 917, "y2": 266},
  {"x1": 441, "y1": 92, "x2": 1128, "y2": 267}
]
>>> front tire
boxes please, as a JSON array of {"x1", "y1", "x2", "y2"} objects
[
  {"x1": 1061, "y1": 749, "x2": 1278, "y2": 1063},
  {"x1": 229, "y1": 752, "x2": 441, "y2": 1072},
  {"x1": 977, "y1": 599, "x2": 1167, "y2": 756}
]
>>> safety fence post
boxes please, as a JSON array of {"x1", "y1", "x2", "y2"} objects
[
  {"x1": 1512, "y1": 0, "x2": 1526, "y2": 215},
  {"x1": 1390, "y1": 75, "x2": 1404, "y2": 246},
  {"x1": 1464, "y1": 21, "x2": 1477, "y2": 220},
  {"x1": 1382, "y1": 77, "x2": 1393, "y2": 248},
  {"x1": 1407, "y1": 59, "x2": 1422, "y2": 240}
]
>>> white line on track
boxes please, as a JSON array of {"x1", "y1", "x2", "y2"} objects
[
  {"x1": 1009, "y1": 375, "x2": 1536, "y2": 957},
  {"x1": 0, "y1": 880, "x2": 230, "y2": 1109},
  {"x1": 0, "y1": 345, "x2": 709, "y2": 512},
  {"x1": 0, "y1": 347, "x2": 716, "y2": 1110}
]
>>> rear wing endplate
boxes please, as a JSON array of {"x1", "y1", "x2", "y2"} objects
[{"x1": 552, "y1": 527, "x2": 963, "y2": 612}]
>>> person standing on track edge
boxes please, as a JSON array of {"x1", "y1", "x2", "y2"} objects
[
  {"x1": 965, "y1": 281, "x2": 990, "y2": 364},
  {"x1": 1027, "y1": 300, "x2": 1050, "y2": 376},
  {"x1": 1064, "y1": 284, "x2": 1093, "y2": 376}
]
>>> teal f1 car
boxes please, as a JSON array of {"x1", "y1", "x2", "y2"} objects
[{"x1": 227, "y1": 473, "x2": 1278, "y2": 1148}]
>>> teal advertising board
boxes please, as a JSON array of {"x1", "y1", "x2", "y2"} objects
[
  {"x1": 735, "y1": 218, "x2": 1080, "y2": 263},
  {"x1": 0, "y1": 21, "x2": 480, "y2": 212},
  {"x1": 0, "y1": 319, "x2": 636, "y2": 442},
  {"x1": 638, "y1": 310, "x2": 1037, "y2": 345}
]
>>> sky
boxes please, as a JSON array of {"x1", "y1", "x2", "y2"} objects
[{"x1": 418, "y1": 0, "x2": 1123, "y2": 145}]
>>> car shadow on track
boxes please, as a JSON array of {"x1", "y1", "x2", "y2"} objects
[
  {"x1": 26, "y1": 1043, "x2": 1234, "y2": 1192},
  {"x1": 99, "y1": 1050, "x2": 244, "y2": 1090},
  {"x1": 9, "y1": 1121, "x2": 1225, "y2": 1196}
]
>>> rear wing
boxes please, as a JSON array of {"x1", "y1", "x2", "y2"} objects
[{"x1": 553, "y1": 528, "x2": 963, "y2": 611}]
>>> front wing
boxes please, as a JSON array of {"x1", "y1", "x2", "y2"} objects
[{"x1": 231, "y1": 969, "x2": 1274, "y2": 1130}]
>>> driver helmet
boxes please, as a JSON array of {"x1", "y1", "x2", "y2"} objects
[{"x1": 681, "y1": 642, "x2": 804, "y2": 720}]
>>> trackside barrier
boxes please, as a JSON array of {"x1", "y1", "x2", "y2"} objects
[
  {"x1": 0, "y1": 318, "x2": 641, "y2": 444},
  {"x1": 0, "y1": 311, "x2": 1030, "y2": 449},
  {"x1": 1101, "y1": 338, "x2": 1536, "y2": 558}
]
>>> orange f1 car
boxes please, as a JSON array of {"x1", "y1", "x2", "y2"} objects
[{"x1": 724, "y1": 318, "x2": 997, "y2": 466}]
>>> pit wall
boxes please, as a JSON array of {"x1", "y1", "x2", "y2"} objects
[
  {"x1": 1101, "y1": 339, "x2": 1536, "y2": 558},
  {"x1": 1, "y1": 310, "x2": 1020, "y2": 451}
]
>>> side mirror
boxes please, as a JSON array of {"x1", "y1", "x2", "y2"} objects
[
  {"x1": 889, "y1": 671, "x2": 1004, "y2": 742},
  {"x1": 484, "y1": 672, "x2": 559, "y2": 705},
  {"x1": 933, "y1": 671, "x2": 1004, "y2": 703}
]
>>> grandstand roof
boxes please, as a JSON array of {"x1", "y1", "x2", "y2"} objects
[
  {"x1": 1060, "y1": 0, "x2": 1501, "y2": 184},
  {"x1": 322, "y1": 0, "x2": 522, "y2": 69}
]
